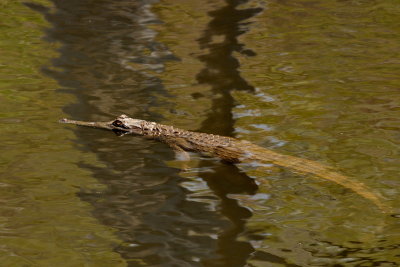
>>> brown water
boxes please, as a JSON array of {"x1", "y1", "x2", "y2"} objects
[{"x1": 1, "y1": 0, "x2": 399, "y2": 266}]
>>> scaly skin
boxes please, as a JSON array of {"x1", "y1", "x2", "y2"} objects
[{"x1": 60, "y1": 114, "x2": 391, "y2": 213}]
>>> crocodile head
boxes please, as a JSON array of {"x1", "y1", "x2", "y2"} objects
[
  {"x1": 60, "y1": 114, "x2": 149, "y2": 136},
  {"x1": 112, "y1": 114, "x2": 163, "y2": 136},
  {"x1": 111, "y1": 114, "x2": 147, "y2": 135}
]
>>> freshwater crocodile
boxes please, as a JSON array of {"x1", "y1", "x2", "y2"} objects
[{"x1": 60, "y1": 114, "x2": 390, "y2": 212}]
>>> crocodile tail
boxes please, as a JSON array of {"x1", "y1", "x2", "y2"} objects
[
  {"x1": 310, "y1": 169, "x2": 392, "y2": 213},
  {"x1": 245, "y1": 144, "x2": 392, "y2": 213}
]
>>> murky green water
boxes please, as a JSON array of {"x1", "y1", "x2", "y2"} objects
[{"x1": 1, "y1": 0, "x2": 399, "y2": 266}]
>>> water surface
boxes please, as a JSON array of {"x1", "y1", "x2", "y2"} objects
[{"x1": 1, "y1": 0, "x2": 399, "y2": 266}]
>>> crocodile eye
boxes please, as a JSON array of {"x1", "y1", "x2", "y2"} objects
[
  {"x1": 112, "y1": 120, "x2": 129, "y2": 129},
  {"x1": 112, "y1": 120, "x2": 122, "y2": 127}
]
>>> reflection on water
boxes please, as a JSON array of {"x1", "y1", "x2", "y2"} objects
[
  {"x1": 194, "y1": 1, "x2": 261, "y2": 266},
  {"x1": 196, "y1": 0, "x2": 261, "y2": 134},
  {"x1": 15, "y1": 0, "x2": 400, "y2": 266},
  {"x1": 28, "y1": 0, "x2": 258, "y2": 265}
]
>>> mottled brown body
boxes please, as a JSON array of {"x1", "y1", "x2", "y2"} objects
[{"x1": 60, "y1": 115, "x2": 391, "y2": 212}]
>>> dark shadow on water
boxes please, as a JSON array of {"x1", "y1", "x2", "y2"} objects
[
  {"x1": 195, "y1": 1, "x2": 263, "y2": 266},
  {"x1": 196, "y1": 0, "x2": 261, "y2": 135}
]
